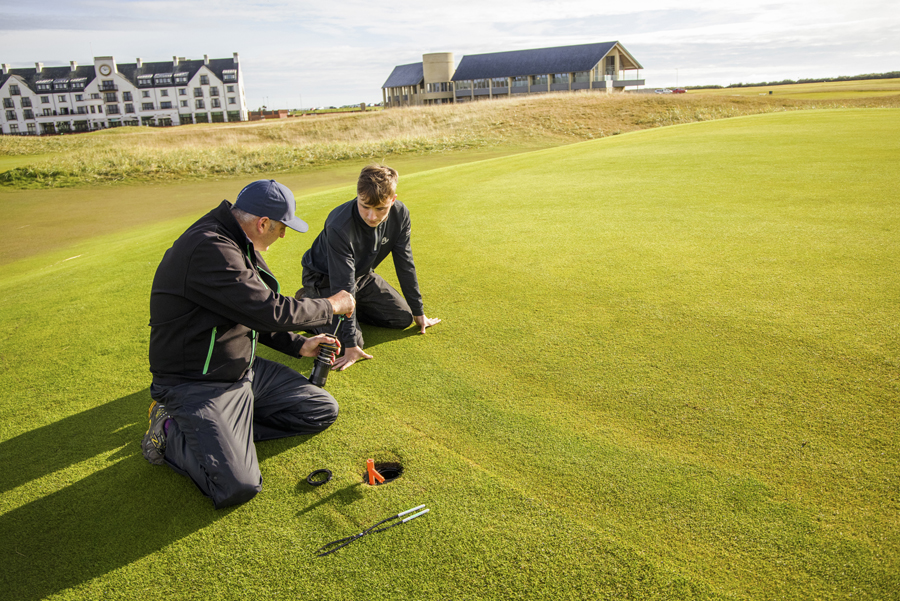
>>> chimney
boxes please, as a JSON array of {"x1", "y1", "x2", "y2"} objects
[
  {"x1": 204, "y1": 54, "x2": 209, "y2": 65},
  {"x1": 35, "y1": 62, "x2": 43, "y2": 73},
  {"x1": 136, "y1": 58, "x2": 142, "y2": 69},
  {"x1": 1, "y1": 64, "x2": 8, "y2": 75},
  {"x1": 233, "y1": 52, "x2": 240, "y2": 64},
  {"x1": 70, "y1": 61, "x2": 78, "y2": 72},
  {"x1": 173, "y1": 55, "x2": 179, "y2": 67}
]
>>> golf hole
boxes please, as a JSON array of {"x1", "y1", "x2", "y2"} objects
[{"x1": 363, "y1": 462, "x2": 403, "y2": 485}]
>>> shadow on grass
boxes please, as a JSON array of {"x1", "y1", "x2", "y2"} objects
[
  {"x1": 0, "y1": 389, "x2": 223, "y2": 599},
  {"x1": 295, "y1": 482, "x2": 365, "y2": 517},
  {"x1": 0, "y1": 387, "x2": 334, "y2": 599}
]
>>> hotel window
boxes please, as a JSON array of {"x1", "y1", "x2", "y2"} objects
[
  {"x1": 226, "y1": 85, "x2": 235, "y2": 93},
  {"x1": 194, "y1": 88, "x2": 204, "y2": 98},
  {"x1": 179, "y1": 89, "x2": 187, "y2": 96},
  {"x1": 211, "y1": 98, "x2": 221, "y2": 108},
  {"x1": 36, "y1": 80, "x2": 52, "y2": 91},
  {"x1": 27, "y1": 122, "x2": 36, "y2": 134},
  {"x1": 106, "y1": 105, "x2": 120, "y2": 114},
  {"x1": 72, "y1": 79, "x2": 86, "y2": 90},
  {"x1": 142, "y1": 102, "x2": 154, "y2": 110},
  {"x1": 43, "y1": 108, "x2": 53, "y2": 116},
  {"x1": 24, "y1": 109, "x2": 34, "y2": 119},
  {"x1": 90, "y1": 105, "x2": 96, "y2": 113},
  {"x1": 174, "y1": 73, "x2": 189, "y2": 84},
  {"x1": 228, "y1": 97, "x2": 236, "y2": 105},
  {"x1": 2, "y1": 98, "x2": 12, "y2": 108},
  {"x1": 21, "y1": 97, "x2": 32, "y2": 107},
  {"x1": 200, "y1": 75, "x2": 209, "y2": 85},
  {"x1": 161, "y1": 89, "x2": 169, "y2": 97},
  {"x1": 196, "y1": 99, "x2": 205, "y2": 109},
  {"x1": 41, "y1": 96, "x2": 50, "y2": 103},
  {"x1": 125, "y1": 104, "x2": 134, "y2": 113},
  {"x1": 104, "y1": 92, "x2": 117, "y2": 103},
  {"x1": 10, "y1": 85, "x2": 20, "y2": 95},
  {"x1": 9, "y1": 123, "x2": 18, "y2": 133},
  {"x1": 74, "y1": 94, "x2": 83, "y2": 102},
  {"x1": 223, "y1": 70, "x2": 237, "y2": 82},
  {"x1": 142, "y1": 91, "x2": 151, "y2": 98},
  {"x1": 54, "y1": 80, "x2": 69, "y2": 90},
  {"x1": 138, "y1": 75, "x2": 153, "y2": 87},
  {"x1": 209, "y1": 87, "x2": 219, "y2": 96},
  {"x1": 77, "y1": 106, "x2": 88, "y2": 114},
  {"x1": 155, "y1": 74, "x2": 173, "y2": 86},
  {"x1": 58, "y1": 95, "x2": 67, "y2": 102},
  {"x1": 91, "y1": 93, "x2": 101, "y2": 100},
  {"x1": 161, "y1": 101, "x2": 172, "y2": 109},
  {"x1": 5, "y1": 110, "x2": 16, "y2": 120},
  {"x1": 180, "y1": 100, "x2": 188, "y2": 107},
  {"x1": 60, "y1": 107, "x2": 69, "y2": 115},
  {"x1": 123, "y1": 91, "x2": 132, "y2": 101}
]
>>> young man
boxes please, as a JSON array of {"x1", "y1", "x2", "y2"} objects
[
  {"x1": 297, "y1": 164, "x2": 440, "y2": 370},
  {"x1": 145, "y1": 179, "x2": 355, "y2": 508}
]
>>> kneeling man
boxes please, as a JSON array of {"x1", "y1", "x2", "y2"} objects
[
  {"x1": 297, "y1": 164, "x2": 440, "y2": 370},
  {"x1": 145, "y1": 179, "x2": 354, "y2": 508}
]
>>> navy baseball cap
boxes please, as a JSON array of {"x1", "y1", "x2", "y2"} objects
[{"x1": 234, "y1": 180, "x2": 308, "y2": 233}]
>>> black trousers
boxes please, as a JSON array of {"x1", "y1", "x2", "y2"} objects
[
  {"x1": 298, "y1": 271, "x2": 413, "y2": 349},
  {"x1": 150, "y1": 357, "x2": 338, "y2": 508}
]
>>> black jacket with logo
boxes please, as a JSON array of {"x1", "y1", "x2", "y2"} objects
[
  {"x1": 149, "y1": 200, "x2": 333, "y2": 386},
  {"x1": 300, "y1": 198, "x2": 424, "y2": 344}
]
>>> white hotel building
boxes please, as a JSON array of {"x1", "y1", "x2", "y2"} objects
[{"x1": 0, "y1": 54, "x2": 248, "y2": 135}]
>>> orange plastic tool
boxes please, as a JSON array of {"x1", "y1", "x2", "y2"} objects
[{"x1": 366, "y1": 458, "x2": 385, "y2": 485}]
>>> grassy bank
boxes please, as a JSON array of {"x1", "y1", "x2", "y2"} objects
[{"x1": 2, "y1": 90, "x2": 898, "y2": 189}]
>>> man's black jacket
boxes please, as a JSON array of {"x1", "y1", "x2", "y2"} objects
[{"x1": 149, "y1": 201, "x2": 333, "y2": 387}]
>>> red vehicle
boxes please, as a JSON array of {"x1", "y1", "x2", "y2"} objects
[{"x1": 672, "y1": 88, "x2": 686, "y2": 94}]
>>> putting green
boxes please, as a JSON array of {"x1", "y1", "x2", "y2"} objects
[{"x1": 0, "y1": 108, "x2": 897, "y2": 600}]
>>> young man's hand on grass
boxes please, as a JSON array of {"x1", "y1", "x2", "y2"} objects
[
  {"x1": 414, "y1": 314, "x2": 441, "y2": 334},
  {"x1": 332, "y1": 345, "x2": 373, "y2": 370}
]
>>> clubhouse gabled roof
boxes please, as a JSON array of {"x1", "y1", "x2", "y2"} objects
[
  {"x1": 451, "y1": 41, "x2": 641, "y2": 81},
  {"x1": 382, "y1": 62, "x2": 424, "y2": 88}
]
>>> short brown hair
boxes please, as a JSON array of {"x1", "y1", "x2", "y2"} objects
[{"x1": 357, "y1": 164, "x2": 398, "y2": 207}]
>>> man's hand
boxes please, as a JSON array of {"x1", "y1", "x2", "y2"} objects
[
  {"x1": 332, "y1": 345, "x2": 373, "y2": 371},
  {"x1": 413, "y1": 314, "x2": 441, "y2": 334},
  {"x1": 300, "y1": 334, "x2": 340, "y2": 359},
  {"x1": 327, "y1": 290, "x2": 355, "y2": 317}
]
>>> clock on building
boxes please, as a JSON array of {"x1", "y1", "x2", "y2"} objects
[{"x1": 99, "y1": 64, "x2": 111, "y2": 75}]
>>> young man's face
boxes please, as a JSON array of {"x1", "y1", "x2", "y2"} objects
[{"x1": 357, "y1": 194, "x2": 396, "y2": 228}]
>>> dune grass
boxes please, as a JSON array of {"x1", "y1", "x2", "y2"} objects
[
  {"x1": 2, "y1": 89, "x2": 899, "y2": 189},
  {"x1": 0, "y1": 108, "x2": 898, "y2": 600},
  {"x1": 692, "y1": 78, "x2": 900, "y2": 99}
]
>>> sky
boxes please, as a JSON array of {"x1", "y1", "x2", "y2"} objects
[{"x1": 1, "y1": 0, "x2": 898, "y2": 109}]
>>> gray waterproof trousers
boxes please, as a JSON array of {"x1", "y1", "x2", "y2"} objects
[{"x1": 150, "y1": 357, "x2": 338, "y2": 508}]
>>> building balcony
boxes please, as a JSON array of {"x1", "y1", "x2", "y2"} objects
[
  {"x1": 100, "y1": 83, "x2": 118, "y2": 91},
  {"x1": 614, "y1": 79, "x2": 644, "y2": 87}
]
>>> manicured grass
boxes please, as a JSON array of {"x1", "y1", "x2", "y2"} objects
[{"x1": 0, "y1": 109, "x2": 897, "y2": 600}]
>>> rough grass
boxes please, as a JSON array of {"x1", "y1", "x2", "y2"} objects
[
  {"x1": 2, "y1": 90, "x2": 898, "y2": 188},
  {"x1": 1, "y1": 108, "x2": 898, "y2": 600}
]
